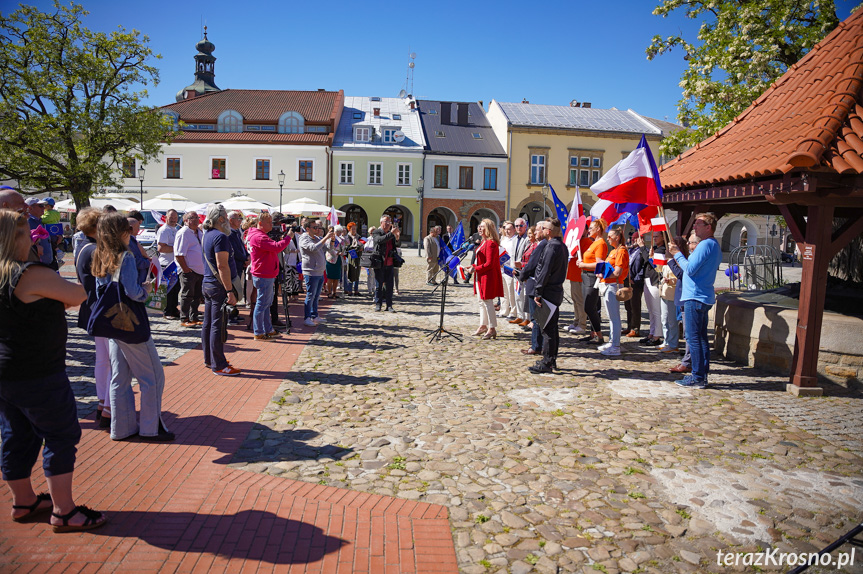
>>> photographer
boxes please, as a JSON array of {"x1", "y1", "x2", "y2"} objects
[
  {"x1": 299, "y1": 220, "x2": 333, "y2": 327},
  {"x1": 247, "y1": 212, "x2": 292, "y2": 341},
  {"x1": 266, "y1": 213, "x2": 294, "y2": 329},
  {"x1": 201, "y1": 205, "x2": 241, "y2": 375},
  {"x1": 371, "y1": 215, "x2": 401, "y2": 312}
]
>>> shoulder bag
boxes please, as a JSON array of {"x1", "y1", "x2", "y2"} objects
[
  {"x1": 614, "y1": 249, "x2": 633, "y2": 302},
  {"x1": 87, "y1": 252, "x2": 151, "y2": 344}
]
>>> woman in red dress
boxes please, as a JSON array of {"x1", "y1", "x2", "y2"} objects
[{"x1": 466, "y1": 219, "x2": 504, "y2": 339}]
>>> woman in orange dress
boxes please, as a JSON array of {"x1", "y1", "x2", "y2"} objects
[{"x1": 466, "y1": 219, "x2": 504, "y2": 340}]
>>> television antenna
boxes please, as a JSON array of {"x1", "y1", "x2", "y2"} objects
[{"x1": 403, "y1": 50, "x2": 416, "y2": 97}]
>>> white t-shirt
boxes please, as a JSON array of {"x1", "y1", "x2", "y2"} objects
[
  {"x1": 174, "y1": 226, "x2": 205, "y2": 275},
  {"x1": 155, "y1": 225, "x2": 178, "y2": 267}
]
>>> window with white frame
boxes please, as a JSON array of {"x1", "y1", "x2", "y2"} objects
[
  {"x1": 355, "y1": 127, "x2": 371, "y2": 143},
  {"x1": 530, "y1": 153, "x2": 546, "y2": 185},
  {"x1": 339, "y1": 162, "x2": 354, "y2": 184},
  {"x1": 368, "y1": 162, "x2": 382, "y2": 185},
  {"x1": 278, "y1": 111, "x2": 305, "y2": 134},
  {"x1": 217, "y1": 110, "x2": 243, "y2": 133},
  {"x1": 383, "y1": 128, "x2": 398, "y2": 144},
  {"x1": 397, "y1": 164, "x2": 411, "y2": 186}
]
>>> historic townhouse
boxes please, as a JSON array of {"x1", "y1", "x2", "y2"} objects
[
  {"x1": 331, "y1": 96, "x2": 425, "y2": 242},
  {"x1": 416, "y1": 100, "x2": 507, "y2": 236},
  {"x1": 122, "y1": 33, "x2": 344, "y2": 208}
]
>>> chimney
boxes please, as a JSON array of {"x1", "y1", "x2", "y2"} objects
[
  {"x1": 409, "y1": 101, "x2": 415, "y2": 110},
  {"x1": 478, "y1": 100, "x2": 483, "y2": 109},
  {"x1": 521, "y1": 98, "x2": 529, "y2": 104},
  {"x1": 373, "y1": 108, "x2": 380, "y2": 117},
  {"x1": 457, "y1": 103, "x2": 469, "y2": 126},
  {"x1": 440, "y1": 102, "x2": 452, "y2": 125},
  {"x1": 184, "y1": 90, "x2": 196, "y2": 100},
  {"x1": 582, "y1": 102, "x2": 591, "y2": 108}
]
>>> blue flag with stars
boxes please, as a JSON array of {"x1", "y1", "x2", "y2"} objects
[
  {"x1": 438, "y1": 237, "x2": 452, "y2": 267},
  {"x1": 549, "y1": 184, "x2": 570, "y2": 227},
  {"x1": 448, "y1": 222, "x2": 465, "y2": 250}
]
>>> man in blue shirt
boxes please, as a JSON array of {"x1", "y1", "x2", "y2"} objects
[{"x1": 669, "y1": 212, "x2": 723, "y2": 389}]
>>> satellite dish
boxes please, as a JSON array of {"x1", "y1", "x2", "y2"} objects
[
  {"x1": 398, "y1": 89, "x2": 407, "y2": 99},
  {"x1": 393, "y1": 131, "x2": 406, "y2": 143},
  {"x1": 408, "y1": 62, "x2": 414, "y2": 69},
  {"x1": 410, "y1": 52, "x2": 416, "y2": 59}
]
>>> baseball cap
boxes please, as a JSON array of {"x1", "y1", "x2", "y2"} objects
[
  {"x1": 25, "y1": 197, "x2": 39, "y2": 206},
  {"x1": 41, "y1": 197, "x2": 55, "y2": 206}
]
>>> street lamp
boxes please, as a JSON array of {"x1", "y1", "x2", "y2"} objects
[
  {"x1": 416, "y1": 176, "x2": 424, "y2": 256},
  {"x1": 277, "y1": 170, "x2": 286, "y2": 211},
  {"x1": 138, "y1": 166, "x2": 146, "y2": 206}
]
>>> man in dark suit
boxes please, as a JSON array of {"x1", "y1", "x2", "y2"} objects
[
  {"x1": 530, "y1": 218, "x2": 568, "y2": 374},
  {"x1": 515, "y1": 221, "x2": 548, "y2": 356},
  {"x1": 371, "y1": 215, "x2": 401, "y2": 312}
]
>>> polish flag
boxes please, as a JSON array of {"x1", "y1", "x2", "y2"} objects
[
  {"x1": 650, "y1": 216, "x2": 668, "y2": 232},
  {"x1": 590, "y1": 135, "x2": 663, "y2": 206},
  {"x1": 327, "y1": 206, "x2": 339, "y2": 228},
  {"x1": 151, "y1": 210, "x2": 166, "y2": 225},
  {"x1": 652, "y1": 253, "x2": 668, "y2": 267},
  {"x1": 149, "y1": 254, "x2": 163, "y2": 287},
  {"x1": 458, "y1": 266, "x2": 468, "y2": 281}
]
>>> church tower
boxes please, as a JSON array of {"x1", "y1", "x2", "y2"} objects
[{"x1": 176, "y1": 27, "x2": 221, "y2": 102}]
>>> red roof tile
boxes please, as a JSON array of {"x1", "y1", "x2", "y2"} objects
[
  {"x1": 161, "y1": 88, "x2": 344, "y2": 124},
  {"x1": 660, "y1": 10, "x2": 863, "y2": 190},
  {"x1": 171, "y1": 131, "x2": 330, "y2": 145}
]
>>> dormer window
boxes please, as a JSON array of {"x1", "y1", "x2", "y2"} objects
[
  {"x1": 217, "y1": 110, "x2": 243, "y2": 133},
  {"x1": 278, "y1": 111, "x2": 305, "y2": 134},
  {"x1": 355, "y1": 126, "x2": 371, "y2": 142},
  {"x1": 370, "y1": 97, "x2": 381, "y2": 102},
  {"x1": 382, "y1": 128, "x2": 400, "y2": 144},
  {"x1": 163, "y1": 110, "x2": 180, "y2": 129}
]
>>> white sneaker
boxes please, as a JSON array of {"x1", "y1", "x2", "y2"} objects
[
  {"x1": 314, "y1": 317, "x2": 326, "y2": 324},
  {"x1": 600, "y1": 346, "x2": 621, "y2": 356},
  {"x1": 303, "y1": 318, "x2": 316, "y2": 327},
  {"x1": 598, "y1": 342, "x2": 611, "y2": 351},
  {"x1": 572, "y1": 325, "x2": 587, "y2": 334}
]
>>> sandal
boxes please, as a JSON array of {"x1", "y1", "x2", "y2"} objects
[
  {"x1": 51, "y1": 505, "x2": 107, "y2": 533},
  {"x1": 12, "y1": 492, "x2": 52, "y2": 523}
]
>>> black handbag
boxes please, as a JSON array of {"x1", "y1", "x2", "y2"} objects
[
  {"x1": 391, "y1": 251, "x2": 405, "y2": 268},
  {"x1": 87, "y1": 253, "x2": 150, "y2": 344},
  {"x1": 360, "y1": 252, "x2": 382, "y2": 269}
]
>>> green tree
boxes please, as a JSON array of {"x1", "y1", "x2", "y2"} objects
[
  {"x1": 647, "y1": 0, "x2": 840, "y2": 157},
  {"x1": 0, "y1": 2, "x2": 177, "y2": 208}
]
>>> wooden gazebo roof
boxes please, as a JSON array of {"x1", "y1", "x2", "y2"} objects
[{"x1": 660, "y1": 8, "x2": 863, "y2": 214}]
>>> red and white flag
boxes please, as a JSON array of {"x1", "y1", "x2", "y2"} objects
[
  {"x1": 652, "y1": 253, "x2": 668, "y2": 267},
  {"x1": 650, "y1": 216, "x2": 668, "y2": 232},
  {"x1": 564, "y1": 214, "x2": 588, "y2": 257},
  {"x1": 149, "y1": 254, "x2": 163, "y2": 287},
  {"x1": 327, "y1": 206, "x2": 339, "y2": 228},
  {"x1": 151, "y1": 210, "x2": 166, "y2": 225}
]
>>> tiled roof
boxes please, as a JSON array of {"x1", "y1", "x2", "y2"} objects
[
  {"x1": 332, "y1": 96, "x2": 425, "y2": 150},
  {"x1": 417, "y1": 101, "x2": 506, "y2": 157},
  {"x1": 161, "y1": 89, "x2": 343, "y2": 124},
  {"x1": 660, "y1": 9, "x2": 863, "y2": 189},
  {"x1": 495, "y1": 102, "x2": 662, "y2": 135},
  {"x1": 170, "y1": 132, "x2": 330, "y2": 145}
]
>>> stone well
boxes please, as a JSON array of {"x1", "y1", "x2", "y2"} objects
[{"x1": 713, "y1": 291, "x2": 863, "y2": 389}]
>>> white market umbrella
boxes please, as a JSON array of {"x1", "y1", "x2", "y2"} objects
[
  {"x1": 278, "y1": 197, "x2": 345, "y2": 217},
  {"x1": 217, "y1": 195, "x2": 272, "y2": 212},
  {"x1": 54, "y1": 196, "x2": 139, "y2": 213},
  {"x1": 141, "y1": 193, "x2": 198, "y2": 212}
]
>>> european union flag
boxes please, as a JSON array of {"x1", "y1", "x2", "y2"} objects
[
  {"x1": 163, "y1": 261, "x2": 179, "y2": 292},
  {"x1": 594, "y1": 261, "x2": 615, "y2": 279},
  {"x1": 448, "y1": 222, "x2": 465, "y2": 250},
  {"x1": 438, "y1": 237, "x2": 452, "y2": 266},
  {"x1": 549, "y1": 184, "x2": 570, "y2": 226}
]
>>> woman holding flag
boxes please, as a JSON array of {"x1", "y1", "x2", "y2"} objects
[{"x1": 466, "y1": 219, "x2": 503, "y2": 340}]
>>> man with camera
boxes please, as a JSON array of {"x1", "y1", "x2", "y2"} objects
[
  {"x1": 247, "y1": 212, "x2": 293, "y2": 340},
  {"x1": 201, "y1": 205, "x2": 241, "y2": 375},
  {"x1": 371, "y1": 215, "x2": 401, "y2": 312},
  {"x1": 299, "y1": 219, "x2": 333, "y2": 327}
]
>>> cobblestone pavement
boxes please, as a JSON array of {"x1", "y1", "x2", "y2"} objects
[{"x1": 64, "y1": 256, "x2": 862, "y2": 573}]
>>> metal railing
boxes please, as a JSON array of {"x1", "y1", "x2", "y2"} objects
[{"x1": 728, "y1": 244, "x2": 784, "y2": 291}]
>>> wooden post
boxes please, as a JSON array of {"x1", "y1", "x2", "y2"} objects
[{"x1": 789, "y1": 204, "x2": 833, "y2": 396}]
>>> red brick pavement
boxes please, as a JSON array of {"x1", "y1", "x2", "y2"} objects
[{"x1": 0, "y1": 298, "x2": 458, "y2": 573}]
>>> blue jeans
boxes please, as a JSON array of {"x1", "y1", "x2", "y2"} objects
[
  {"x1": 602, "y1": 284, "x2": 621, "y2": 348},
  {"x1": 528, "y1": 297, "x2": 542, "y2": 352},
  {"x1": 202, "y1": 282, "x2": 228, "y2": 370},
  {"x1": 304, "y1": 274, "x2": 324, "y2": 319},
  {"x1": 684, "y1": 300, "x2": 711, "y2": 383},
  {"x1": 660, "y1": 297, "x2": 679, "y2": 349},
  {"x1": 252, "y1": 276, "x2": 274, "y2": 336}
]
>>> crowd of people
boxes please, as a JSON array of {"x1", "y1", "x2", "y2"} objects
[
  {"x1": 432, "y1": 212, "x2": 722, "y2": 385},
  {"x1": 0, "y1": 181, "x2": 723, "y2": 535}
]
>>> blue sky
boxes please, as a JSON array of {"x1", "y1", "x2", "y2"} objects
[{"x1": 10, "y1": 0, "x2": 859, "y2": 122}]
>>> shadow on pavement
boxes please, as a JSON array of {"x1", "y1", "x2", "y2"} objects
[
  {"x1": 87, "y1": 509, "x2": 346, "y2": 564},
  {"x1": 283, "y1": 371, "x2": 393, "y2": 386}
]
